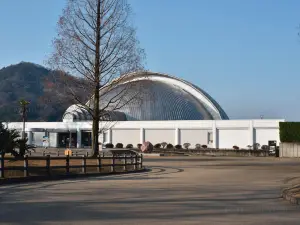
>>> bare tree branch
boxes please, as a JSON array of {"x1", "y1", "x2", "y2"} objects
[{"x1": 48, "y1": 0, "x2": 145, "y2": 156}]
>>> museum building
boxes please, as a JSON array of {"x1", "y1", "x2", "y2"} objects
[{"x1": 7, "y1": 72, "x2": 283, "y2": 149}]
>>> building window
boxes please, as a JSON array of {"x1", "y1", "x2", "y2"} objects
[
  {"x1": 31, "y1": 133, "x2": 34, "y2": 140},
  {"x1": 103, "y1": 132, "x2": 108, "y2": 143},
  {"x1": 208, "y1": 132, "x2": 213, "y2": 144}
]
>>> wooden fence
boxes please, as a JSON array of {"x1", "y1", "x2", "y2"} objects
[
  {"x1": 28, "y1": 150, "x2": 92, "y2": 157},
  {"x1": 0, "y1": 153, "x2": 143, "y2": 179}
]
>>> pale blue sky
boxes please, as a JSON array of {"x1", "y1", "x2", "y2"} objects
[{"x1": 0, "y1": 0, "x2": 300, "y2": 121}]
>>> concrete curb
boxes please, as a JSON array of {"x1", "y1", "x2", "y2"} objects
[
  {"x1": 0, "y1": 168, "x2": 149, "y2": 186},
  {"x1": 281, "y1": 186, "x2": 300, "y2": 205}
]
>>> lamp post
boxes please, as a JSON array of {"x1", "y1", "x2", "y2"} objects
[{"x1": 19, "y1": 99, "x2": 30, "y2": 140}]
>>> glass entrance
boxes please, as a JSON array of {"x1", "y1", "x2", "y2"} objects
[
  {"x1": 82, "y1": 131, "x2": 92, "y2": 147},
  {"x1": 58, "y1": 132, "x2": 77, "y2": 148}
]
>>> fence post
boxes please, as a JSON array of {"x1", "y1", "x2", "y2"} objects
[
  {"x1": 124, "y1": 154, "x2": 127, "y2": 171},
  {"x1": 24, "y1": 155, "x2": 29, "y2": 177},
  {"x1": 46, "y1": 155, "x2": 51, "y2": 176},
  {"x1": 0, "y1": 153, "x2": 4, "y2": 178},
  {"x1": 66, "y1": 155, "x2": 70, "y2": 174},
  {"x1": 131, "y1": 154, "x2": 134, "y2": 170},
  {"x1": 82, "y1": 155, "x2": 86, "y2": 174},
  {"x1": 112, "y1": 154, "x2": 115, "y2": 173},
  {"x1": 97, "y1": 154, "x2": 101, "y2": 173},
  {"x1": 43, "y1": 151, "x2": 45, "y2": 156},
  {"x1": 57, "y1": 151, "x2": 59, "y2": 157},
  {"x1": 135, "y1": 154, "x2": 138, "y2": 170},
  {"x1": 140, "y1": 154, "x2": 143, "y2": 169},
  {"x1": 86, "y1": 152, "x2": 89, "y2": 157}
]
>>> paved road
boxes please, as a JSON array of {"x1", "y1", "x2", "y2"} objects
[{"x1": 1, "y1": 157, "x2": 300, "y2": 225}]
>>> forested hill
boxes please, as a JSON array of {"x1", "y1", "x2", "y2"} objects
[{"x1": 0, "y1": 62, "x2": 89, "y2": 122}]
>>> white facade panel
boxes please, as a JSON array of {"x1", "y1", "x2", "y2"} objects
[
  {"x1": 253, "y1": 120, "x2": 281, "y2": 128},
  {"x1": 254, "y1": 128, "x2": 280, "y2": 146},
  {"x1": 6, "y1": 119, "x2": 283, "y2": 149},
  {"x1": 280, "y1": 143, "x2": 300, "y2": 158},
  {"x1": 49, "y1": 132, "x2": 58, "y2": 148},
  {"x1": 111, "y1": 129, "x2": 140, "y2": 146},
  {"x1": 216, "y1": 120, "x2": 250, "y2": 128},
  {"x1": 145, "y1": 129, "x2": 175, "y2": 145},
  {"x1": 180, "y1": 129, "x2": 212, "y2": 147},
  {"x1": 217, "y1": 129, "x2": 249, "y2": 149}
]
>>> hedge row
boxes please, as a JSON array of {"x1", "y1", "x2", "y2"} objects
[
  {"x1": 280, "y1": 122, "x2": 300, "y2": 142},
  {"x1": 104, "y1": 143, "x2": 133, "y2": 148}
]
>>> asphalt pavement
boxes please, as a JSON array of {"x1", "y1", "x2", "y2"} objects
[{"x1": 1, "y1": 156, "x2": 300, "y2": 225}]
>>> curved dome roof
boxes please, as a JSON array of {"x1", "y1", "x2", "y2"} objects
[{"x1": 63, "y1": 72, "x2": 229, "y2": 121}]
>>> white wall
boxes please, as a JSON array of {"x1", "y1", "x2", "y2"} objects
[
  {"x1": 217, "y1": 129, "x2": 249, "y2": 149},
  {"x1": 180, "y1": 129, "x2": 211, "y2": 147},
  {"x1": 49, "y1": 132, "x2": 58, "y2": 148},
  {"x1": 145, "y1": 129, "x2": 175, "y2": 144},
  {"x1": 111, "y1": 129, "x2": 140, "y2": 146},
  {"x1": 254, "y1": 128, "x2": 279, "y2": 146},
  {"x1": 7, "y1": 119, "x2": 284, "y2": 149},
  {"x1": 280, "y1": 143, "x2": 300, "y2": 158}
]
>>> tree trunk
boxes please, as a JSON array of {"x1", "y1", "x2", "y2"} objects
[
  {"x1": 92, "y1": 0, "x2": 101, "y2": 157},
  {"x1": 92, "y1": 88, "x2": 100, "y2": 156},
  {"x1": 22, "y1": 107, "x2": 25, "y2": 140}
]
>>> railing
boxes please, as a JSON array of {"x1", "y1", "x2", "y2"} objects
[
  {"x1": 28, "y1": 150, "x2": 92, "y2": 157},
  {"x1": 0, "y1": 153, "x2": 143, "y2": 179},
  {"x1": 153, "y1": 148, "x2": 271, "y2": 157}
]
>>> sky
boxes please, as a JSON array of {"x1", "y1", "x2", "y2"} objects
[{"x1": 0, "y1": 0, "x2": 300, "y2": 121}]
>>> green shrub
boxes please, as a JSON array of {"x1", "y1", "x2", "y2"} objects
[
  {"x1": 280, "y1": 122, "x2": 300, "y2": 142},
  {"x1": 116, "y1": 143, "x2": 123, "y2": 148},
  {"x1": 161, "y1": 142, "x2": 167, "y2": 148},
  {"x1": 166, "y1": 143, "x2": 174, "y2": 149},
  {"x1": 253, "y1": 143, "x2": 260, "y2": 150},
  {"x1": 175, "y1": 144, "x2": 182, "y2": 149},
  {"x1": 126, "y1": 144, "x2": 133, "y2": 148},
  {"x1": 0, "y1": 122, "x2": 35, "y2": 157},
  {"x1": 183, "y1": 143, "x2": 191, "y2": 149},
  {"x1": 154, "y1": 143, "x2": 161, "y2": 149},
  {"x1": 195, "y1": 144, "x2": 201, "y2": 149},
  {"x1": 105, "y1": 143, "x2": 114, "y2": 148}
]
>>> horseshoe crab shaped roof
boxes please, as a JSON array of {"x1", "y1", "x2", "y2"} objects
[{"x1": 63, "y1": 71, "x2": 229, "y2": 121}]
